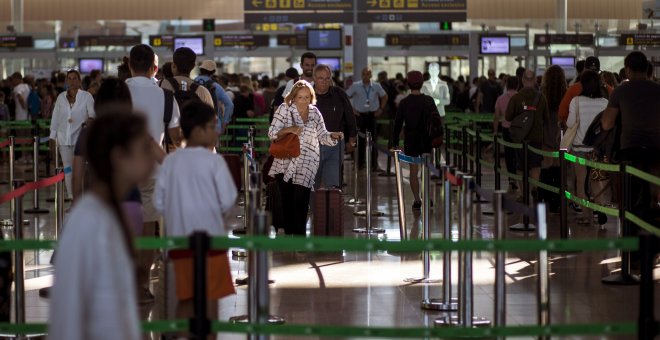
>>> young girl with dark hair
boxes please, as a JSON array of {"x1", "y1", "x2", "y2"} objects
[{"x1": 48, "y1": 112, "x2": 156, "y2": 340}]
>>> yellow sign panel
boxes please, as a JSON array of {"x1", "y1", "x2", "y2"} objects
[
  {"x1": 408, "y1": 0, "x2": 419, "y2": 8},
  {"x1": 265, "y1": 0, "x2": 277, "y2": 8},
  {"x1": 293, "y1": 0, "x2": 304, "y2": 8},
  {"x1": 626, "y1": 37, "x2": 634, "y2": 45},
  {"x1": 379, "y1": 0, "x2": 391, "y2": 8},
  {"x1": 280, "y1": 0, "x2": 291, "y2": 8},
  {"x1": 393, "y1": 0, "x2": 405, "y2": 8},
  {"x1": 214, "y1": 38, "x2": 223, "y2": 46},
  {"x1": 344, "y1": 62, "x2": 354, "y2": 73},
  {"x1": 153, "y1": 38, "x2": 162, "y2": 46}
]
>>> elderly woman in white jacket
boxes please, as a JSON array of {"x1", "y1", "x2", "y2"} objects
[{"x1": 49, "y1": 70, "x2": 95, "y2": 199}]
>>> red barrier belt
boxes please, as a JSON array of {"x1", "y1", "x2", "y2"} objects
[
  {"x1": 0, "y1": 138, "x2": 36, "y2": 149},
  {"x1": 445, "y1": 171, "x2": 463, "y2": 187},
  {"x1": 0, "y1": 172, "x2": 65, "y2": 205}
]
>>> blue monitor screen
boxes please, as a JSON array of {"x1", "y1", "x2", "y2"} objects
[
  {"x1": 307, "y1": 29, "x2": 342, "y2": 50},
  {"x1": 316, "y1": 58, "x2": 341, "y2": 72},
  {"x1": 480, "y1": 36, "x2": 510, "y2": 55}
]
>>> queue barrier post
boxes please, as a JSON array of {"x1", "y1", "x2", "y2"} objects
[
  {"x1": 9, "y1": 137, "x2": 15, "y2": 221},
  {"x1": 444, "y1": 123, "x2": 451, "y2": 167},
  {"x1": 421, "y1": 165, "x2": 458, "y2": 311},
  {"x1": 510, "y1": 141, "x2": 536, "y2": 232},
  {"x1": 353, "y1": 132, "x2": 385, "y2": 234},
  {"x1": 13, "y1": 179, "x2": 25, "y2": 340},
  {"x1": 190, "y1": 231, "x2": 210, "y2": 340},
  {"x1": 638, "y1": 233, "x2": 660, "y2": 340},
  {"x1": 25, "y1": 136, "x2": 48, "y2": 214},
  {"x1": 392, "y1": 150, "x2": 407, "y2": 240},
  {"x1": 55, "y1": 168, "x2": 64, "y2": 239},
  {"x1": 461, "y1": 127, "x2": 468, "y2": 172},
  {"x1": 559, "y1": 149, "x2": 569, "y2": 239},
  {"x1": 493, "y1": 135, "x2": 501, "y2": 192},
  {"x1": 475, "y1": 129, "x2": 482, "y2": 190},
  {"x1": 537, "y1": 203, "x2": 550, "y2": 340},
  {"x1": 602, "y1": 162, "x2": 639, "y2": 285},
  {"x1": 378, "y1": 118, "x2": 395, "y2": 178},
  {"x1": 494, "y1": 190, "x2": 507, "y2": 336},
  {"x1": 346, "y1": 136, "x2": 363, "y2": 205},
  {"x1": 46, "y1": 139, "x2": 59, "y2": 203},
  {"x1": 233, "y1": 144, "x2": 252, "y2": 239}
]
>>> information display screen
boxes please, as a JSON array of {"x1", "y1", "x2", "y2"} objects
[
  {"x1": 316, "y1": 57, "x2": 341, "y2": 72},
  {"x1": 79, "y1": 59, "x2": 104, "y2": 74},
  {"x1": 480, "y1": 36, "x2": 510, "y2": 55},
  {"x1": 307, "y1": 29, "x2": 342, "y2": 50},
  {"x1": 551, "y1": 56, "x2": 575, "y2": 67},
  {"x1": 173, "y1": 36, "x2": 205, "y2": 55}
]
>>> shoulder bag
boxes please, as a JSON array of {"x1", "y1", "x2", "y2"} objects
[
  {"x1": 269, "y1": 107, "x2": 301, "y2": 159},
  {"x1": 560, "y1": 97, "x2": 580, "y2": 150}
]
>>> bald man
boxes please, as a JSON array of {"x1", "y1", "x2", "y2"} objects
[
  {"x1": 505, "y1": 70, "x2": 550, "y2": 193},
  {"x1": 346, "y1": 67, "x2": 388, "y2": 170}
]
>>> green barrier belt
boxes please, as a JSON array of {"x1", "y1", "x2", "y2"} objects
[
  {"x1": 624, "y1": 211, "x2": 660, "y2": 237},
  {"x1": 480, "y1": 133, "x2": 494, "y2": 142},
  {"x1": 529, "y1": 178, "x2": 561, "y2": 194},
  {"x1": 447, "y1": 148, "x2": 462, "y2": 155},
  {"x1": 0, "y1": 236, "x2": 638, "y2": 252},
  {"x1": 236, "y1": 136, "x2": 270, "y2": 142},
  {"x1": 375, "y1": 119, "x2": 390, "y2": 125},
  {"x1": 499, "y1": 169, "x2": 523, "y2": 181},
  {"x1": 497, "y1": 137, "x2": 523, "y2": 149},
  {"x1": 213, "y1": 321, "x2": 636, "y2": 338},
  {"x1": 465, "y1": 128, "x2": 476, "y2": 137},
  {"x1": 480, "y1": 159, "x2": 495, "y2": 169},
  {"x1": 563, "y1": 153, "x2": 619, "y2": 172},
  {"x1": 528, "y1": 145, "x2": 559, "y2": 158},
  {"x1": 0, "y1": 321, "x2": 636, "y2": 337},
  {"x1": 0, "y1": 122, "x2": 32, "y2": 128},
  {"x1": 236, "y1": 117, "x2": 269, "y2": 124},
  {"x1": 377, "y1": 140, "x2": 389, "y2": 146},
  {"x1": 226, "y1": 125, "x2": 270, "y2": 130},
  {"x1": 219, "y1": 146, "x2": 243, "y2": 152},
  {"x1": 626, "y1": 165, "x2": 660, "y2": 186},
  {"x1": 218, "y1": 135, "x2": 233, "y2": 141},
  {"x1": 466, "y1": 154, "x2": 475, "y2": 161},
  {"x1": 12, "y1": 146, "x2": 49, "y2": 152},
  {"x1": 446, "y1": 125, "x2": 465, "y2": 133},
  {"x1": 564, "y1": 191, "x2": 620, "y2": 217}
]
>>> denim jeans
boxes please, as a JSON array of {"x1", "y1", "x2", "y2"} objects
[{"x1": 314, "y1": 139, "x2": 345, "y2": 189}]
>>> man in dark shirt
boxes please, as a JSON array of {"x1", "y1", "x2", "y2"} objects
[
  {"x1": 602, "y1": 51, "x2": 660, "y2": 234},
  {"x1": 506, "y1": 70, "x2": 550, "y2": 189},
  {"x1": 477, "y1": 69, "x2": 503, "y2": 113},
  {"x1": 313, "y1": 64, "x2": 358, "y2": 189}
]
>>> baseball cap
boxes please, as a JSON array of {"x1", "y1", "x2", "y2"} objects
[
  {"x1": 407, "y1": 70, "x2": 424, "y2": 88},
  {"x1": 285, "y1": 67, "x2": 300, "y2": 79},
  {"x1": 584, "y1": 56, "x2": 600, "y2": 71},
  {"x1": 199, "y1": 60, "x2": 216, "y2": 72}
]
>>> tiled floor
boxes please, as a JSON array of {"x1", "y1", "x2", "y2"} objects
[{"x1": 1, "y1": 155, "x2": 658, "y2": 340}]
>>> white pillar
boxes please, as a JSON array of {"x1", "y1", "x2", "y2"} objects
[
  {"x1": 556, "y1": 0, "x2": 567, "y2": 34},
  {"x1": 11, "y1": 0, "x2": 24, "y2": 32}
]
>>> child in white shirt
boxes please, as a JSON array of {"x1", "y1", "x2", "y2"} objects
[{"x1": 154, "y1": 99, "x2": 238, "y2": 333}]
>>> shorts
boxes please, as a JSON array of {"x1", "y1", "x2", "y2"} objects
[
  {"x1": 516, "y1": 143, "x2": 543, "y2": 170},
  {"x1": 404, "y1": 136, "x2": 431, "y2": 158},
  {"x1": 138, "y1": 178, "x2": 159, "y2": 223},
  {"x1": 171, "y1": 252, "x2": 235, "y2": 301}
]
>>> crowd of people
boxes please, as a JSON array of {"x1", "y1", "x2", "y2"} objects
[{"x1": 0, "y1": 45, "x2": 658, "y2": 339}]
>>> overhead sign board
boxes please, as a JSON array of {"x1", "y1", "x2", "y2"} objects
[
  {"x1": 78, "y1": 35, "x2": 141, "y2": 47},
  {"x1": 245, "y1": 0, "x2": 354, "y2": 23},
  {"x1": 214, "y1": 34, "x2": 269, "y2": 47},
  {"x1": 276, "y1": 34, "x2": 307, "y2": 47},
  {"x1": 534, "y1": 34, "x2": 594, "y2": 46},
  {"x1": 0, "y1": 36, "x2": 33, "y2": 48},
  {"x1": 386, "y1": 34, "x2": 468, "y2": 46},
  {"x1": 149, "y1": 35, "x2": 175, "y2": 48},
  {"x1": 619, "y1": 33, "x2": 660, "y2": 46},
  {"x1": 358, "y1": 0, "x2": 467, "y2": 23}
]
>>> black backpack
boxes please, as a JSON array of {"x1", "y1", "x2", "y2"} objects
[
  {"x1": 509, "y1": 91, "x2": 541, "y2": 143},
  {"x1": 166, "y1": 77, "x2": 201, "y2": 110},
  {"x1": 162, "y1": 88, "x2": 176, "y2": 153},
  {"x1": 195, "y1": 78, "x2": 220, "y2": 114}
]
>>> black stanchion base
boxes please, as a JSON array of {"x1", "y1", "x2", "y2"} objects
[
  {"x1": 482, "y1": 211, "x2": 514, "y2": 216},
  {"x1": 352, "y1": 227, "x2": 386, "y2": 234},
  {"x1": 232, "y1": 228, "x2": 247, "y2": 236},
  {"x1": 601, "y1": 272, "x2": 640, "y2": 285},
  {"x1": 434, "y1": 315, "x2": 491, "y2": 327},
  {"x1": 421, "y1": 298, "x2": 458, "y2": 311},
  {"x1": 24, "y1": 207, "x2": 50, "y2": 214},
  {"x1": 231, "y1": 249, "x2": 247, "y2": 258},
  {"x1": 354, "y1": 210, "x2": 386, "y2": 217},
  {"x1": 234, "y1": 277, "x2": 275, "y2": 285},
  {"x1": 38, "y1": 287, "x2": 50, "y2": 298},
  {"x1": 46, "y1": 197, "x2": 71, "y2": 203},
  {"x1": 228, "y1": 315, "x2": 285, "y2": 325},
  {"x1": 509, "y1": 223, "x2": 536, "y2": 232},
  {"x1": 403, "y1": 277, "x2": 442, "y2": 284},
  {"x1": 345, "y1": 198, "x2": 364, "y2": 205}
]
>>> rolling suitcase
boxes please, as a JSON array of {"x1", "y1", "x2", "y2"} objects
[
  {"x1": 221, "y1": 154, "x2": 241, "y2": 190},
  {"x1": 313, "y1": 188, "x2": 344, "y2": 237}
]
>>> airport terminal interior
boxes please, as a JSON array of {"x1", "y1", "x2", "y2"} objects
[{"x1": 0, "y1": 0, "x2": 659, "y2": 339}]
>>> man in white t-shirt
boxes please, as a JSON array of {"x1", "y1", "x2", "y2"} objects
[
  {"x1": 126, "y1": 43, "x2": 181, "y2": 304},
  {"x1": 10, "y1": 72, "x2": 30, "y2": 121},
  {"x1": 282, "y1": 52, "x2": 317, "y2": 98}
]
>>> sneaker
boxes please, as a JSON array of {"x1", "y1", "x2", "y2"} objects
[
  {"x1": 412, "y1": 201, "x2": 422, "y2": 210},
  {"x1": 139, "y1": 287, "x2": 155, "y2": 305}
]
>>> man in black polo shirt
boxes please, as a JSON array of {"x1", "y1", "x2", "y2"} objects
[
  {"x1": 313, "y1": 64, "x2": 357, "y2": 189},
  {"x1": 602, "y1": 51, "x2": 660, "y2": 235}
]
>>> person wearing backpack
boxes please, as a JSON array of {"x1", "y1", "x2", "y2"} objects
[
  {"x1": 126, "y1": 44, "x2": 182, "y2": 304},
  {"x1": 506, "y1": 70, "x2": 550, "y2": 200},
  {"x1": 161, "y1": 47, "x2": 214, "y2": 111},
  {"x1": 195, "y1": 60, "x2": 234, "y2": 134}
]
